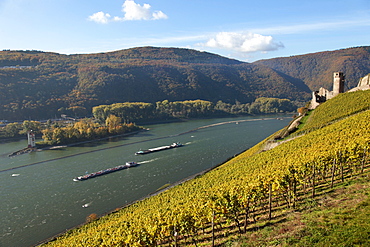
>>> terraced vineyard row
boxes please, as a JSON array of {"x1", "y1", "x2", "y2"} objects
[{"x1": 43, "y1": 92, "x2": 370, "y2": 247}]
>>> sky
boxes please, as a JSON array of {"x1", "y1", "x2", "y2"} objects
[{"x1": 0, "y1": 0, "x2": 370, "y2": 62}]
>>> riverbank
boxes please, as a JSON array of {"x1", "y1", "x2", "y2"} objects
[
  {"x1": 134, "y1": 112, "x2": 295, "y2": 125},
  {"x1": 8, "y1": 147, "x2": 36, "y2": 157}
]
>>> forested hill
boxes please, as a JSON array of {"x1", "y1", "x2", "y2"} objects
[
  {"x1": 254, "y1": 46, "x2": 370, "y2": 91},
  {"x1": 100, "y1": 47, "x2": 243, "y2": 64},
  {"x1": 0, "y1": 47, "x2": 310, "y2": 120}
]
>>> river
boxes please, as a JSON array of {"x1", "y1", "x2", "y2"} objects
[{"x1": 0, "y1": 115, "x2": 292, "y2": 247}]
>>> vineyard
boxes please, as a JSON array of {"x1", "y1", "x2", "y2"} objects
[
  {"x1": 43, "y1": 90, "x2": 370, "y2": 247},
  {"x1": 295, "y1": 90, "x2": 370, "y2": 135}
]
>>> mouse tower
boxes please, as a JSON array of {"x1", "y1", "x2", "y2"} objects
[{"x1": 27, "y1": 130, "x2": 36, "y2": 148}]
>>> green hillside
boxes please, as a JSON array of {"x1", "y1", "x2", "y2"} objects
[
  {"x1": 42, "y1": 90, "x2": 370, "y2": 246},
  {"x1": 254, "y1": 46, "x2": 370, "y2": 91},
  {"x1": 0, "y1": 47, "x2": 310, "y2": 120}
]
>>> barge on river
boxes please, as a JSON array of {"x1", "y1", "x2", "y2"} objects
[
  {"x1": 135, "y1": 142, "x2": 183, "y2": 155},
  {"x1": 73, "y1": 162, "x2": 138, "y2": 181}
]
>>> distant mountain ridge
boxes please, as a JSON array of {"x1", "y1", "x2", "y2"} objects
[
  {"x1": 100, "y1": 47, "x2": 243, "y2": 64},
  {"x1": 254, "y1": 46, "x2": 370, "y2": 91},
  {"x1": 1, "y1": 45, "x2": 369, "y2": 120},
  {"x1": 0, "y1": 47, "x2": 310, "y2": 120}
]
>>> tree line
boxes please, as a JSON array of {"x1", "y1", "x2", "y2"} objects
[
  {"x1": 40, "y1": 116, "x2": 140, "y2": 146},
  {"x1": 92, "y1": 98, "x2": 296, "y2": 123},
  {"x1": 0, "y1": 97, "x2": 295, "y2": 145},
  {"x1": 0, "y1": 120, "x2": 42, "y2": 138}
]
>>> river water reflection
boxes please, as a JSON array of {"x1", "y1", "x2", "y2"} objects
[{"x1": 0, "y1": 115, "x2": 291, "y2": 247}]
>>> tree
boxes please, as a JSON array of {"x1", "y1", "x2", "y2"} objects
[
  {"x1": 52, "y1": 128, "x2": 67, "y2": 144},
  {"x1": 92, "y1": 105, "x2": 110, "y2": 123},
  {"x1": 105, "y1": 115, "x2": 122, "y2": 134},
  {"x1": 41, "y1": 128, "x2": 54, "y2": 144},
  {"x1": 4, "y1": 122, "x2": 22, "y2": 137},
  {"x1": 297, "y1": 107, "x2": 307, "y2": 116},
  {"x1": 20, "y1": 120, "x2": 41, "y2": 134}
]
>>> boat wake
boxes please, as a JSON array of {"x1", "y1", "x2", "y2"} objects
[
  {"x1": 82, "y1": 202, "x2": 92, "y2": 208},
  {"x1": 139, "y1": 158, "x2": 160, "y2": 164},
  {"x1": 135, "y1": 142, "x2": 182, "y2": 155}
]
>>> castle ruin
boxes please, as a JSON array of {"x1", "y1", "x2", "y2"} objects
[
  {"x1": 310, "y1": 71, "x2": 370, "y2": 109},
  {"x1": 310, "y1": 72, "x2": 345, "y2": 109}
]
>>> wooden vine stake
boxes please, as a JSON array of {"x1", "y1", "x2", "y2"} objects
[
  {"x1": 361, "y1": 147, "x2": 367, "y2": 174},
  {"x1": 338, "y1": 151, "x2": 344, "y2": 183},
  {"x1": 331, "y1": 158, "x2": 336, "y2": 188},
  {"x1": 174, "y1": 224, "x2": 178, "y2": 247},
  {"x1": 312, "y1": 164, "x2": 316, "y2": 198},
  {"x1": 243, "y1": 203, "x2": 249, "y2": 233},
  {"x1": 211, "y1": 209, "x2": 215, "y2": 247},
  {"x1": 268, "y1": 183, "x2": 272, "y2": 220},
  {"x1": 292, "y1": 176, "x2": 297, "y2": 209}
]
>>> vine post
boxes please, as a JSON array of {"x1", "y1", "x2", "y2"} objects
[
  {"x1": 292, "y1": 175, "x2": 297, "y2": 209},
  {"x1": 312, "y1": 164, "x2": 316, "y2": 198},
  {"x1": 268, "y1": 183, "x2": 272, "y2": 220},
  {"x1": 174, "y1": 224, "x2": 178, "y2": 247},
  {"x1": 331, "y1": 158, "x2": 336, "y2": 188},
  {"x1": 361, "y1": 147, "x2": 367, "y2": 174},
  {"x1": 211, "y1": 209, "x2": 215, "y2": 247}
]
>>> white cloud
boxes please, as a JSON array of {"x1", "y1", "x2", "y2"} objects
[
  {"x1": 204, "y1": 32, "x2": 284, "y2": 53},
  {"x1": 152, "y1": 10, "x2": 168, "y2": 20},
  {"x1": 88, "y1": 0, "x2": 167, "y2": 23},
  {"x1": 88, "y1": 11, "x2": 111, "y2": 24}
]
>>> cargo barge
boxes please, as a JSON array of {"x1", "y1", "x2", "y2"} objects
[
  {"x1": 135, "y1": 142, "x2": 183, "y2": 155},
  {"x1": 73, "y1": 162, "x2": 138, "y2": 181}
]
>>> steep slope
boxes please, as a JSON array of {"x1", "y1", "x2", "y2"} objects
[
  {"x1": 74, "y1": 61, "x2": 310, "y2": 104},
  {"x1": 254, "y1": 46, "x2": 370, "y2": 91},
  {"x1": 0, "y1": 47, "x2": 310, "y2": 120}
]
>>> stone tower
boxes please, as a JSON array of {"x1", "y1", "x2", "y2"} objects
[
  {"x1": 332, "y1": 72, "x2": 345, "y2": 96},
  {"x1": 27, "y1": 130, "x2": 36, "y2": 148}
]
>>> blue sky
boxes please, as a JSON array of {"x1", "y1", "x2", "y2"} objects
[{"x1": 0, "y1": 0, "x2": 369, "y2": 62}]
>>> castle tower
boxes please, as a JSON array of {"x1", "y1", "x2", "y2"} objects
[{"x1": 332, "y1": 72, "x2": 345, "y2": 96}]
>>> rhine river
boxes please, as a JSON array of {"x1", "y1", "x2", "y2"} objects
[{"x1": 0, "y1": 115, "x2": 292, "y2": 247}]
